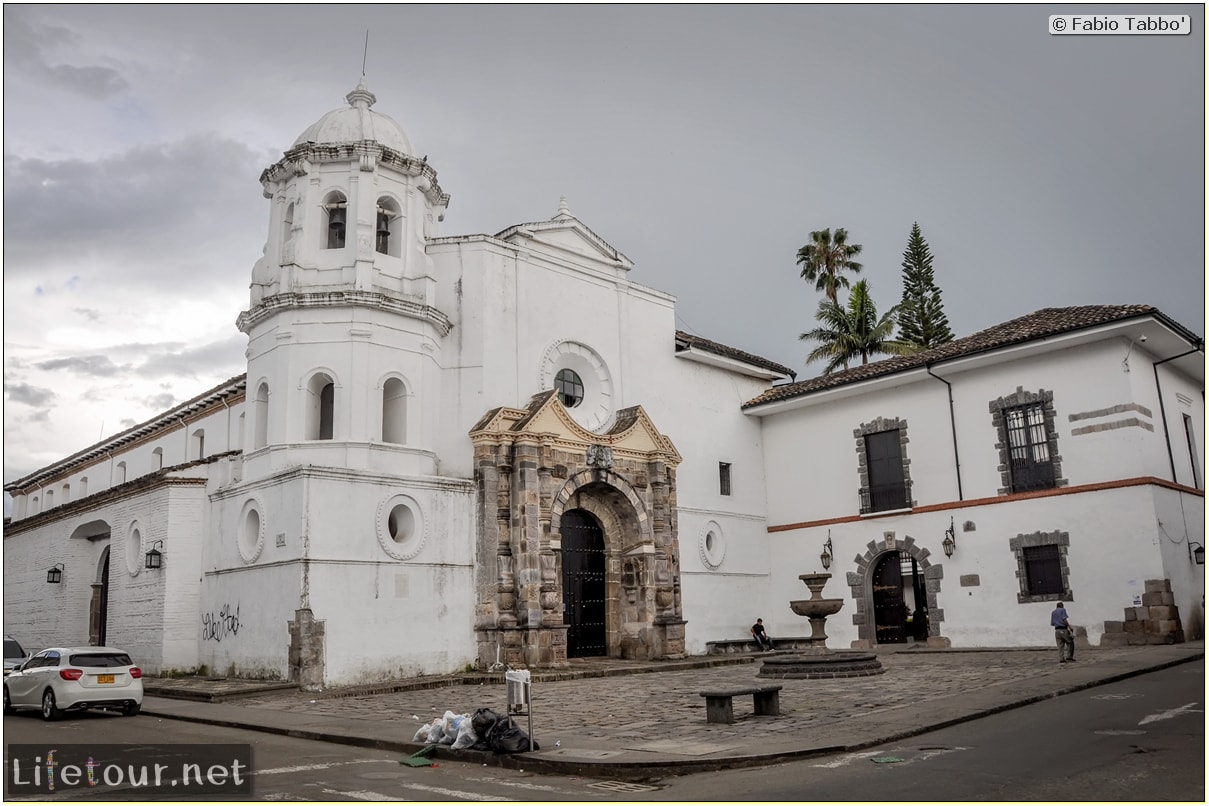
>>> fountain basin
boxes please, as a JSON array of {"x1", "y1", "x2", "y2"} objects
[{"x1": 789, "y1": 598, "x2": 843, "y2": 619}]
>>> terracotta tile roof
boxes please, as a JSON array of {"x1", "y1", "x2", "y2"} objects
[
  {"x1": 675, "y1": 331, "x2": 796, "y2": 379},
  {"x1": 743, "y1": 305, "x2": 1196, "y2": 409}
]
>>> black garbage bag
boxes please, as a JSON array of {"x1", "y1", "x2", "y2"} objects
[
  {"x1": 487, "y1": 716, "x2": 539, "y2": 754},
  {"x1": 472, "y1": 707, "x2": 500, "y2": 735},
  {"x1": 470, "y1": 708, "x2": 500, "y2": 751}
]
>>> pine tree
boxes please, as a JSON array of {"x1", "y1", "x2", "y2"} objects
[{"x1": 897, "y1": 223, "x2": 953, "y2": 350}]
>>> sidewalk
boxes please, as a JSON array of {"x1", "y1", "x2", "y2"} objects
[{"x1": 142, "y1": 643, "x2": 1203, "y2": 780}]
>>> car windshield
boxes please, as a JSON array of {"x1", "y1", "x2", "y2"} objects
[
  {"x1": 4, "y1": 639, "x2": 25, "y2": 659},
  {"x1": 69, "y1": 653, "x2": 133, "y2": 668}
]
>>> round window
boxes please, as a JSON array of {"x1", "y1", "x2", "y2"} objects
[
  {"x1": 377, "y1": 494, "x2": 427, "y2": 560},
  {"x1": 239, "y1": 500, "x2": 265, "y2": 564},
  {"x1": 699, "y1": 520, "x2": 726, "y2": 570},
  {"x1": 554, "y1": 368, "x2": 584, "y2": 408}
]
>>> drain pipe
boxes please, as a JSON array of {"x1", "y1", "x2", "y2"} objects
[
  {"x1": 1151, "y1": 338, "x2": 1204, "y2": 483},
  {"x1": 926, "y1": 363, "x2": 963, "y2": 501}
]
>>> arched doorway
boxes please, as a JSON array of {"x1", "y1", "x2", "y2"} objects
[
  {"x1": 560, "y1": 509, "x2": 606, "y2": 657},
  {"x1": 871, "y1": 551, "x2": 929, "y2": 644},
  {"x1": 90, "y1": 547, "x2": 111, "y2": 647}
]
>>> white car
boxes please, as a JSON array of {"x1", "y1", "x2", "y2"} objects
[
  {"x1": 3, "y1": 636, "x2": 29, "y2": 674},
  {"x1": 3, "y1": 646, "x2": 143, "y2": 720}
]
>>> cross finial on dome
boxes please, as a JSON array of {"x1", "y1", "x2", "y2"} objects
[{"x1": 346, "y1": 80, "x2": 377, "y2": 110}]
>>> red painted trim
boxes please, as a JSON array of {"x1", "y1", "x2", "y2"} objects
[{"x1": 767, "y1": 476, "x2": 1203, "y2": 534}]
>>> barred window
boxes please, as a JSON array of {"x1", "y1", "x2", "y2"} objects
[
  {"x1": 554, "y1": 369, "x2": 584, "y2": 408},
  {"x1": 1004, "y1": 402, "x2": 1056, "y2": 493}
]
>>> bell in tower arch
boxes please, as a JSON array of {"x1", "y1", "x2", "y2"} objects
[
  {"x1": 327, "y1": 205, "x2": 347, "y2": 250},
  {"x1": 376, "y1": 209, "x2": 391, "y2": 255}
]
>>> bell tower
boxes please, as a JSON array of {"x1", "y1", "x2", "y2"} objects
[
  {"x1": 249, "y1": 80, "x2": 449, "y2": 304},
  {"x1": 237, "y1": 82, "x2": 453, "y2": 481}
]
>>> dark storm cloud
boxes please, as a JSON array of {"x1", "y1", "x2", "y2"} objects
[
  {"x1": 35, "y1": 355, "x2": 129, "y2": 377},
  {"x1": 6, "y1": 383, "x2": 57, "y2": 407},
  {"x1": 2, "y1": 13, "x2": 128, "y2": 98}
]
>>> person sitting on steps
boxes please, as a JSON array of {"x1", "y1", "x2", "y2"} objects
[{"x1": 751, "y1": 618, "x2": 774, "y2": 652}]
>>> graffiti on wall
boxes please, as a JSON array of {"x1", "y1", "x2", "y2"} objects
[{"x1": 201, "y1": 603, "x2": 242, "y2": 642}]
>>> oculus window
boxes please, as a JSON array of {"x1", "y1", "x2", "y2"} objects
[{"x1": 555, "y1": 368, "x2": 584, "y2": 408}]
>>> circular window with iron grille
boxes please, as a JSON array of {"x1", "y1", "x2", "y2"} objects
[
  {"x1": 554, "y1": 368, "x2": 584, "y2": 408},
  {"x1": 539, "y1": 340, "x2": 614, "y2": 431}
]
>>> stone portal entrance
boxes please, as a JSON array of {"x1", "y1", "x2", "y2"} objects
[
  {"x1": 850, "y1": 531, "x2": 949, "y2": 649},
  {"x1": 471, "y1": 390, "x2": 685, "y2": 669}
]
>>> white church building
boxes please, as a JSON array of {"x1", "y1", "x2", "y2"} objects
[{"x1": 4, "y1": 84, "x2": 1204, "y2": 687}]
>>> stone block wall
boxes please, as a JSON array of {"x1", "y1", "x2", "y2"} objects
[{"x1": 1099, "y1": 578, "x2": 1184, "y2": 646}]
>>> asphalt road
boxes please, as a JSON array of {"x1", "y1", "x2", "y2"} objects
[{"x1": 3, "y1": 660, "x2": 1202, "y2": 801}]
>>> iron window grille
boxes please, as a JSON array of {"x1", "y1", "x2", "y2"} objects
[
  {"x1": 554, "y1": 369, "x2": 584, "y2": 408},
  {"x1": 859, "y1": 480, "x2": 913, "y2": 514},
  {"x1": 1005, "y1": 402, "x2": 1056, "y2": 492}
]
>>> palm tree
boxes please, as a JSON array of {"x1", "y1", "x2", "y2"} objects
[
  {"x1": 796, "y1": 227, "x2": 863, "y2": 305},
  {"x1": 800, "y1": 280, "x2": 914, "y2": 374}
]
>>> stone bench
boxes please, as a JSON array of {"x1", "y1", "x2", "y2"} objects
[
  {"x1": 698, "y1": 684, "x2": 783, "y2": 724},
  {"x1": 705, "y1": 637, "x2": 813, "y2": 655}
]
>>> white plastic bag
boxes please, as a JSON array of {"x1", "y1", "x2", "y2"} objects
[
  {"x1": 444, "y1": 713, "x2": 469, "y2": 743},
  {"x1": 413, "y1": 720, "x2": 437, "y2": 743},
  {"x1": 437, "y1": 710, "x2": 459, "y2": 745},
  {"x1": 451, "y1": 717, "x2": 478, "y2": 750},
  {"x1": 425, "y1": 719, "x2": 445, "y2": 744}
]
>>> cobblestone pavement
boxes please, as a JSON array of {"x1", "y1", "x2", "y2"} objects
[{"x1": 233, "y1": 648, "x2": 1130, "y2": 745}]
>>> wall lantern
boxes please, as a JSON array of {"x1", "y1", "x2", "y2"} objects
[
  {"x1": 942, "y1": 517, "x2": 957, "y2": 558},
  {"x1": 1190, "y1": 542, "x2": 1205, "y2": 566},
  {"x1": 820, "y1": 531, "x2": 834, "y2": 570},
  {"x1": 145, "y1": 540, "x2": 165, "y2": 570},
  {"x1": 46, "y1": 563, "x2": 64, "y2": 584}
]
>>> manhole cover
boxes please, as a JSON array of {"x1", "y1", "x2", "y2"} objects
[
  {"x1": 588, "y1": 781, "x2": 660, "y2": 793},
  {"x1": 1094, "y1": 729, "x2": 1147, "y2": 736}
]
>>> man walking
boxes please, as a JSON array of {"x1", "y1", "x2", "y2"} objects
[{"x1": 1051, "y1": 601, "x2": 1076, "y2": 664}]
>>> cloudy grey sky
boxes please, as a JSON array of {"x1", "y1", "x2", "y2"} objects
[{"x1": 3, "y1": 4, "x2": 1205, "y2": 491}]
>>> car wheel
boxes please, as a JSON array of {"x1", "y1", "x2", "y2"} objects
[
  {"x1": 122, "y1": 702, "x2": 141, "y2": 717},
  {"x1": 41, "y1": 689, "x2": 61, "y2": 721},
  {"x1": 3, "y1": 685, "x2": 11, "y2": 714}
]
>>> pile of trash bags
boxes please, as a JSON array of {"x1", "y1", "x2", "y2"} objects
[{"x1": 412, "y1": 707, "x2": 538, "y2": 754}]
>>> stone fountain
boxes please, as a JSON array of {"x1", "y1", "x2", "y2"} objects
[{"x1": 758, "y1": 572, "x2": 884, "y2": 679}]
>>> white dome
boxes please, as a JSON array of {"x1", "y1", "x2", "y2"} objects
[{"x1": 293, "y1": 81, "x2": 413, "y2": 155}]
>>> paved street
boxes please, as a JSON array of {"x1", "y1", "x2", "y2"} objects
[{"x1": 231, "y1": 646, "x2": 1182, "y2": 752}]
